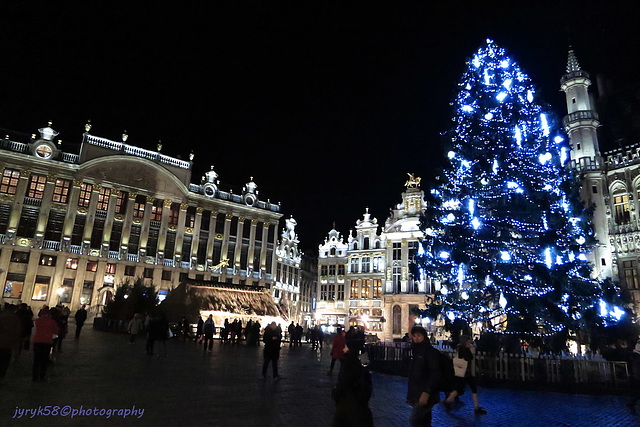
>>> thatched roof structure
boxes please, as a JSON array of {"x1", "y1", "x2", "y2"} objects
[{"x1": 160, "y1": 280, "x2": 281, "y2": 322}]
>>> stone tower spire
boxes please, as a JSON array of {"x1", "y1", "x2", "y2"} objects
[{"x1": 560, "y1": 47, "x2": 601, "y2": 164}]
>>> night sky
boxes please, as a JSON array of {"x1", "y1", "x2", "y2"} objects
[{"x1": 1, "y1": 2, "x2": 638, "y2": 254}]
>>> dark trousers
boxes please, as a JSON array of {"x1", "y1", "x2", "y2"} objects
[
  {"x1": 262, "y1": 357, "x2": 278, "y2": 378},
  {"x1": 0, "y1": 348, "x2": 12, "y2": 378},
  {"x1": 203, "y1": 334, "x2": 214, "y2": 350},
  {"x1": 32, "y1": 343, "x2": 52, "y2": 380},
  {"x1": 75, "y1": 324, "x2": 84, "y2": 339},
  {"x1": 146, "y1": 336, "x2": 155, "y2": 355},
  {"x1": 410, "y1": 403, "x2": 434, "y2": 427}
]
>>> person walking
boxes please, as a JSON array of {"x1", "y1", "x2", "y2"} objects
[
  {"x1": 32, "y1": 307, "x2": 60, "y2": 382},
  {"x1": 406, "y1": 326, "x2": 442, "y2": 427},
  {"x1": 203, "y1": 315, "x2": 216, "y2": 351},
  {"x1": 127, "y1": 314, "x2": 144, "y2": 344},
  {"x1": 262, "y1": 321, "x2": 282, "y2": 379},
  {"x1": 330, "y1": 338, "x2": 373, "y2": 427},
  {"x1": 627, "y1": 340, "x2": 640, "y2": 413},
  {"x1": 0, "y1": 304, "x2": 22, "y2": 378},
  {"x1": 288, "y1": 322, "x2": 295, "y2": 347},
  {"x1": 74, "y1": 305, "x2": 88, "y2": 339},
  {"x1": 328, "y1": 326, "x2": 346, "y2": 375},
  {"x1": 442, "y1": 335, "x2": 487, "y2": 414},
  {"x1": 196, "y1": 317, "x2": 204, "y2": 344}
]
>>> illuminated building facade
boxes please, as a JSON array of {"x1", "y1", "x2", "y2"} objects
[
  {"x1": 0, "y1": 122, "x2": 303, "y2": 316},
  {"x1": 316, "y1": 179, "x2": 432, "y2": 340},
  {"x1": 563, "y1": 49, "x2": 640, "y2": 314}
]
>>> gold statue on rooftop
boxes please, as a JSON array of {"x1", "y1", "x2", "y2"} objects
[
  {"x1": 212, "y1": 258, "x2": 229, "y2": 271},
  {"x1": 405, "y1": 173, "x2": 421, "y2": 188}
]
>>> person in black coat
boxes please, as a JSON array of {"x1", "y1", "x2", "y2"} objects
[
  {"x1": 262, "y1": 322, "x2": 282, "y2": 379},
  {"x1": 331, "y1": 338, "x2": 373, "y2": 427},
  {"x1": 203, "y1": 315, "x2": 216, "y2": 351},
  {"x1": 74, "y1": 305, "x2": 88, "y2": 339},
  {"x1": 406, "y1": 326, "x2": 442, "y2": 427},
  {"x1": 627, "y1": 341, "x2": 640, "y2": 413}
]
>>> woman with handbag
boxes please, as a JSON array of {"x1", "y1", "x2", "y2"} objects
[{"x1": 443, "y1": 335, "x2": 487, "y2": 415}]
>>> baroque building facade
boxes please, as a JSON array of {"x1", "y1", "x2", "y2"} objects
[
  {"x1": 563, "y1": 49, "x2": 640, "y2": 314},
  {"x1": 0, "y1": 122, "x2": 302, "y2": 318},
  {"x1": 315, "y1": 178, "x2": 432, "y2": 340}
]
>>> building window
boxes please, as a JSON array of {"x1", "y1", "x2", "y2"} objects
[
  {"x1": 162, "y1": 270, "x2": 172, "y2": 281},
  {"x1": 86, "y1": 261, "x2": 98, "y2": 272},
  {"x1": 350, "y1": 258, "x2": 359, "y2": 274},
  {"x1": 185, "y1": 206, "x2": 196, "y2": 228},
  {"x1": 115, "y1": 191, "x2": 128, "y2": 214},
  {"x1": 39, "y1": 254, "x2": 57, "y2": 266},
  {"x1": 3, "y1": 273, "x2": 25, "y2": 299},
  {"x1": 151, "y1": 199, "x2": 163, "y2": 221},
  {"x1": 362, "y1": 257, "x2": 371, "y2": 273},
  {"x1": 329, "y1": 265, "x2": 336, "y2": 276},
  {"x1": 52, "y1": 179, "x2": 72, "y2": 203},
  {"x1": 338, "y1": 264, "x2": 345, "y2": 275},
  {"x1": 81, "y1": 281, "x2": 94, "y2": 305},
  {"x1": 361, "y1": 279, "x2": 370, "y2": 299},
  {"x1": 320, "y1": 265, "x2": 328, "y2": 276},
  {"x1": 32, "y1": 276, "x2": 50, "y2": 301},
  {"x1": 105, "y1": 263, "x2": 116, "y2": 274},
  {"x1": 350, "y1": 280, "x2": 358, "y2": 299},
  {"x1": 133, "y1": 195, "x2": 146, "y2": 219},
  {"x1": 169, "y1": 203, "x2": 180, "y2": 225},
  {"x1": 392, "y1": 305, "x2": 402, "y2": 335},
  {"x1": 592, "y1": 185, "x2": 598, "y2": 194},
  {"x1": 59, "y1": 279, "x2": 74, "y2": 304},
  {"x1": 27, "y1": 174, "x2": 47, "y2": 199},
  {"x1": 96, "y1": 187, "x2": 111, "y2": 211},
  {"x1": 1, "y1": 168, "x2": 20, "y2": 194},
  {"x1": 124, "y1": 265, "x2": 136, "y2": 277},
  {"x1": 10, "y1": 251, "x2": 30, "y2": 263},
  {"x1": 623, "y1": 260, "x2": 639, "y2": 290},
  {"x1": 143, "y1": 268, "x2": 154, "y2": 279},
  {"x1": 393, "y1": 266, "x2": 402, "y2": 293},
  {"x1": 373, "y1": 279, "x2": 382, "y2": 298},
  {"x1": 66, "y1": 258, "x2": 79, "y2": 270},
  {"x1": 78, "y1": 183, "x2": 93, "y2": 208},
  {"x1": 613, "y1": 194, "x2": 631, "y2": 224},
  {"x1": 393, "y1": 242, "x2": 402, "y2": 260},
  {"x1": 17, "y1": 206, "x2": 38, "y2": 238},
  {"x1": 337, "y1": 283, "x2": 345, "y2": 300}
]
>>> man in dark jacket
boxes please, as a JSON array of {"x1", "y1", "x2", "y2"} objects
[
  {"x1": 203, "y1": 315, "x2": 216, "y2": 351},
  {"x1": 263, "y1": 322, "x2": 282, "y2": 379},
  {"x1": 331, "y1": 338, "x2": 373, "y2": 427},
  {"x1": 627, "y1": 341, "x2": 640, "y2": 413},
  {"x1": 406, "y1": 326, "x2": 442, "y2": 427},
  {"x1": 74, "y1": 305, "x2": 88, "y2": 339}
]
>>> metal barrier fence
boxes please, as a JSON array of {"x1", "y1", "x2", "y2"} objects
[{"x1": 366, "y1": 343, "x2": 630, "y2": 391}]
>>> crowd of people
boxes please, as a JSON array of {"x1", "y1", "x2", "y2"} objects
[{"x1": 0, "y1": 302, "x2": 87, "y2": 382}]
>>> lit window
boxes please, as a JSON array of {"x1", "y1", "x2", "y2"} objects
[
  {"x1": 35, "y1": 144, "x2": 53, "y2": 158},
  {"x1": 0, "y1": 169, "x2": 20, "y2": 195},
  {"x1": 105, "y1": 263, "x2": 116, "y2": 274},
  {"x1": 614, "y1": 194, "x2": 630, "y2": 225},
  {"x1": 27, "y1": 174, "x2": 47, "y2": 199},
  {"x1": 97, "y1": 187, "x2": 111, "y2": 211},
  {"x1": 86, "y1": 261, "x2": 98, "y2": 272},
  {"x1": 169, "y1": 203, "x2": 180, "y2": 225},
  {"x1": 151, "y1": 199, "x2": 163, "y2": 221},
  {"x1": 66, "y1": 258, "x2": 79, "y2": 270},
  {"x1": 52, "y1": 179, "x2": 71, "y2": 203},
  {"x1": 133, "y1": 195, "x2": 146, "y2": 219},
  {"x1": 115, "y1": 191, "x2": 128, "y2": 214},
  {"x1": 78, "y1": 183, "x2": 93, "y2": 208}
]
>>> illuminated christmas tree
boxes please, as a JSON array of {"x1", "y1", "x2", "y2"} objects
[{"x1": 420, "y1": 39, "x2": 624, "y2": 340}]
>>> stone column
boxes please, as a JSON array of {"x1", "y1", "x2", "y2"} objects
[
  {"x1": 101, "y1": 189, "x2": 119, "y2": 256},
  {"x1": 81, "y1": 184, "x2": 100, "y2": 255},
  {"x1": 174, "y1": 203, "x2": 188, "y2": 265},
  {"x1": 156, "y1": 199, "x2": 172, "y2": 264},
  {"x1": 234, "y1": 217, "x2": 245, "y2": 271},
  {"x1": 60, "y1": 182, "x2": 82, "y2": 252},
  {"x1": 6, "y1": 169, "x2": 31, "y2": 243},
  {"x1": 205, "y1": 210, "x2": 217, "y2": 268},
  {"x1": 138, "y1": 196, "x2": 154, "y2": 259},
  {"x1": 190, "y1": 207, "x2": 204, "y2": 268},
  {"x1": 33, "y1": 174, "x2": 56, "y2": 248},
  {"x1": 247, "y1": 219, "x2": 258, "y2": 277},
  {"x1": 119, "y1": 192, "x2": 137, "y2": 258}
]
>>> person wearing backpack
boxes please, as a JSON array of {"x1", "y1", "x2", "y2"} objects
[
  {"x1": 330, "y1": 338, "x2": 373, "y2": 427},
  {"x1": 443, "y1": 335, "x2": 487, "y2": 415},
  {"x1": 406, "y1": 326, "x2": 442, "y2": 427}
]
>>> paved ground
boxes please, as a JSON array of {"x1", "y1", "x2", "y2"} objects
[{"x1": 0, "y1": 321, "x2": 638, "y2": 427}]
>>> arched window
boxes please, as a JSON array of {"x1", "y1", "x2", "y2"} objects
[
  {"x1": 353, "y1": 242, "x2": 358, "y2": 250},
  {"x1": 330, "y1": 247, "x2": 336, "y2": 256},
  {"x1": 392, "y1": 305, "x2": 402, "y2": 335},
  {"x1": 613, "y1": 191, "x2": 631, "y2": 224},
  {"x1": 364, "y1": 237, "x2": 370, "y2": 250}
]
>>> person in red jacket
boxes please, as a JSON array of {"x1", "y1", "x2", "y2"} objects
[
  {"x1": 327, "y1": 326, "x2": 346, "y2": 375},
  {"x1": 32, "y1": 306, "x2": 59, "y2": 382}
]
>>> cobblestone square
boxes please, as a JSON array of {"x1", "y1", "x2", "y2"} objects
[{"x1": 0, "y1": 325, "x2": 637, "y2": 426}]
